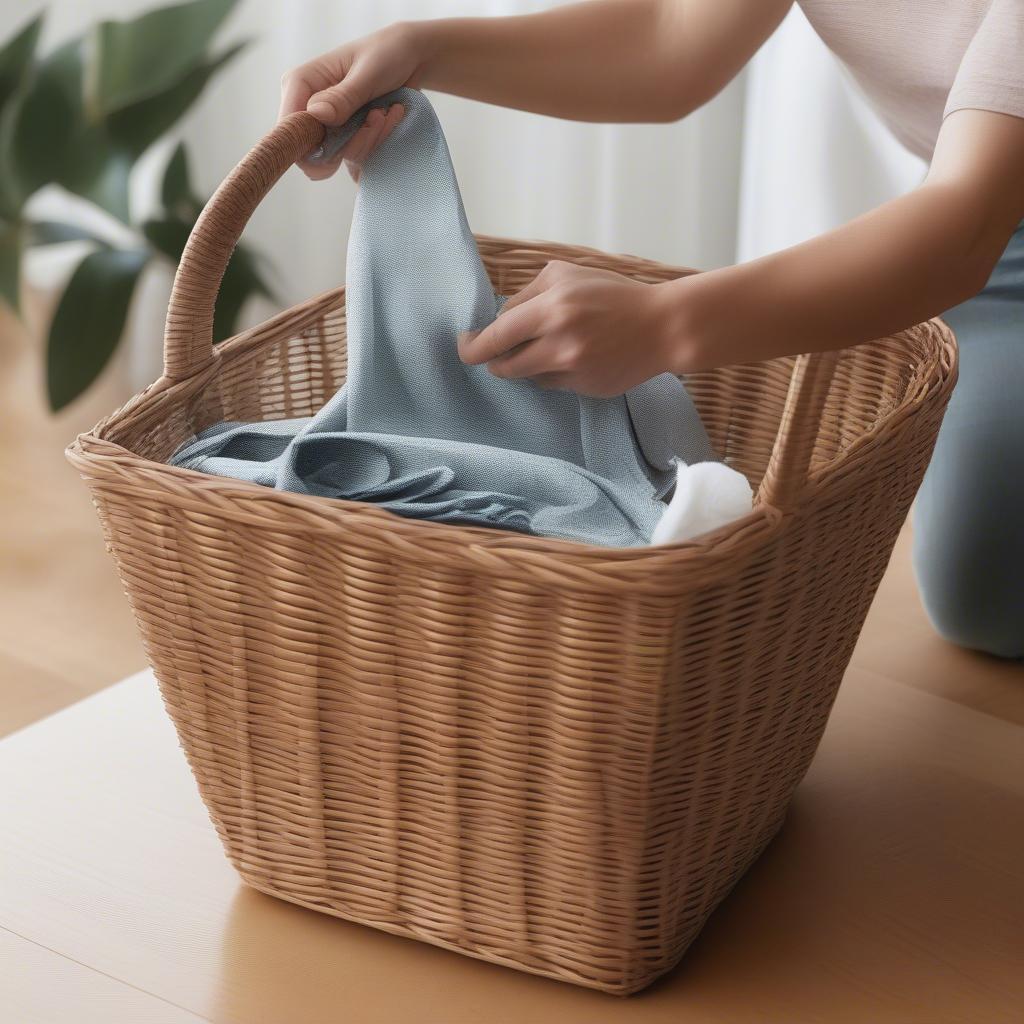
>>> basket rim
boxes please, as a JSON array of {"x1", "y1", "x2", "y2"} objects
[
  {"x1": 66, "y1": 241, "x2": 958, "y2": 593},
  {"x1": 69, "y1": 428, "x2": 784, "y2": 593}
]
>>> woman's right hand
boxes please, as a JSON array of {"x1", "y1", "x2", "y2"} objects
[{"x1": 279, "y1": 22, "x2": 427, "y2": 181}]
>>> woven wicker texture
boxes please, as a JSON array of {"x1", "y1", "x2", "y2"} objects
[{"x1": 68, "y1": 112, "x2": 957, "y2": 994}]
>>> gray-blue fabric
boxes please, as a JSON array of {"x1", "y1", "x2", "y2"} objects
[
  {"x1": 169, "y1": 88, "x2": 715, "y2": 547},
  {"x1": 911, "y1": 219, "x2": 1024, "y2": 659}
]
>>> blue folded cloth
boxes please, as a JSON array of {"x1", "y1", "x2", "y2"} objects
[{"x1": 170, "y1": 88, "x2": 716, "y2": 547}]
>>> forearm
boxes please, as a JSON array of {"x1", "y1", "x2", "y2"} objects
[
  {"x1": 410, "y1": 1, "x2": 680, "y2": 122},
  {"x1": 665, "y1": 185, "x2": 999, "y2": 368},
  {"x1": 411, "y1": 0, "x2": 790, "y2": 123},
  {"x1": 662, "y1": 109, "x2": 1024, "y2": 371},
  {"x1": 454, "y1": 107, "x2": 1023, "y2": 397}
]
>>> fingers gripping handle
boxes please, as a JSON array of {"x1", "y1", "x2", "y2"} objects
[{"x1": 162, "y1": 112, "x2": 326, "y2": 381}]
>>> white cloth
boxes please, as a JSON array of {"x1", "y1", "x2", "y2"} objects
[{"x1": 651, "y1": 461, "x2": 754, "y2": 546}]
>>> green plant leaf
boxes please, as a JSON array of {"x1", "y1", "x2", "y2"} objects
[
  {"x1": 160, "y1": 142, "x2": 202, "y2": 220},
  {"x1": 9, "y1": 32, "x2": 244, "y2": 223},
  {"x1": 56, "y1": 40, "x2": 243, "y2": 224},
  {"x1": 142, "y1": 216, "x2": 190, "y2": 261},
  {"x1": 0, "y1": 218, "x2": 22, "y2": 312},
  {"x1": 0, "y1": 109, "x2": 21, "y2": 219},
  {"x1": 8, "y1": 12, "x2": 245, "y2": 223},
  {"x1": 46, "y1": 247, "x2": 149, "y2": 411},
  {"x1": 27, "y1": 220, "x2": 112, "y2": 248},
  {"x1": 89, "y1": 0, "x2": 239, "y2": 116},
  {"x1": 0, "y1": 12, "x2": 43, "y2": 107},
  {"x1": 0, "y1": 14, "x2": 43, "y2": 218},
  {"x1": 59, "y1": 138, "x2": 134, "y2": 222},
  {"x1": 105, "y1": 40, "x2": 246, "y2": 156},
  {"x1": 7, "y1": 38, "x2": 84, "y2": 204}
]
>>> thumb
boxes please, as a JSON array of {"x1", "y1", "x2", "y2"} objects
[{"x1": 307, "y1": 73, "x2": 371, "y2": 125}]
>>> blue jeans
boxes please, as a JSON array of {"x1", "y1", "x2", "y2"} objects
[{"x1": 912, "y1": 221, "x2": 1024, "y2": 659}]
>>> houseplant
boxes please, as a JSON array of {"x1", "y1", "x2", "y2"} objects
[{"x1": 0, "y1": 0, "x2": 273, "y2": 411}]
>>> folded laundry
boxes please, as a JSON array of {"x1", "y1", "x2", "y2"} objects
[{"x1": 170, "y1": 87, "x2": 748, "y2": 547}]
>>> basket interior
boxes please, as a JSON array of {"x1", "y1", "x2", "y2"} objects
[{"x1": 108, "y1": 239, "x2": 932, "y2": 496}]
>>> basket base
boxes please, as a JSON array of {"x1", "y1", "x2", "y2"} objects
[{"x1": 229, "y1": 812, "x2": 788, "y2": 997}]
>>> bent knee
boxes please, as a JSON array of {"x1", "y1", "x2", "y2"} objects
[
  {"x1": 913, "y1": 547, "x2": 1023, "y2": 660},
  {"x1": 926, "y1": 598, "x2": 1022, "y2": 660}
]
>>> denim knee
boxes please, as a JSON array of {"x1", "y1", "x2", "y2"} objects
[{"x1": 913, "y1": 531, "x2": 1023, "y2": 660}]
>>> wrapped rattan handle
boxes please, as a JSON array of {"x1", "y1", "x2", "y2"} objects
[
  {"x1": 162, "y1": 112, "x2": 326, "y2": 380},
  {"x1": 756, "y1": 349, "x2": 840, "y2": 511}
]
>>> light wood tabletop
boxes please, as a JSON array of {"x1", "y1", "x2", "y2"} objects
[{"x1": 2, "y1": 648, "x2": 1022, "y2": 1024}]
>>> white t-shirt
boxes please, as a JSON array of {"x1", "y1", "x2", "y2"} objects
[{"x1": 797, "y1": 0, "x2": 1024, "y2": 160}]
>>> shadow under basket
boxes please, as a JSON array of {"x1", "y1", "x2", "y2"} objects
[{"x1": 67, "y1": 112, "x2": 957, "y2": 995}]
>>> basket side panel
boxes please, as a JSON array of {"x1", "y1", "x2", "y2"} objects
[
  {"x1": 628, "y1": 365, "x2": 951, "y2": 989},
  {"x1": 106, "y1": 301, "x2": 349, "y2": 466},
  {"x1": 84, "y1": 488, "x2": 674, "y2": 992},
  {"x1": 217, "y1": 304, "x2": 348, "y2": 426}
]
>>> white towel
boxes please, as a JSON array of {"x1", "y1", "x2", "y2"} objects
[{"x1": 651, "y1": 461, "x2": 754, "y2": 545}]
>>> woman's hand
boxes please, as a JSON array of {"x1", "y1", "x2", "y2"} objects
[
  {"x1": 279, "y1": 22, "x2": 424, "y2": 180},
  {"x1": 458, "y1": 261, "x2": 690, "y2": 397}
]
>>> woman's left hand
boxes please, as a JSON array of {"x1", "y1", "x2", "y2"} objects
[{"x1": 457, "y1": 260, "x2": 684, "y2": 397}]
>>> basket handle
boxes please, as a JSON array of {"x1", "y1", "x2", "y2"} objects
[
  {"x1": 755, "y1": 349, "x2": 840, "y2": 511},
  {"x1": 162, "y1": 112, "x2": 326, "y2": 381}
]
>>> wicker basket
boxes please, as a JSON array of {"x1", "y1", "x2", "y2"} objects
[{"x1": 68, "y1": 113, "x2": 956, "y2": 995}]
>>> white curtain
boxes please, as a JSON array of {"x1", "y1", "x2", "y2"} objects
[
  {"x1": 28, "y1": 1, "x2": 924, "y2": 389},
  {"x1": 738, "y1": 4, "x2": 925, "y2": 260}
]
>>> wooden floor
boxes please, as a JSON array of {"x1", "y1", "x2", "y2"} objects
[
  {"x1": 2, "y1": 302, "x2": 1022, "y2": 740},
  {"x1": 0, "y1": 305, "x2": 146, "y2": 737}
]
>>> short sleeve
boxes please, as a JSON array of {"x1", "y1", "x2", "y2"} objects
[{"x1": 944, "y1": 0, "x2": 1024, "y2": 124}]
